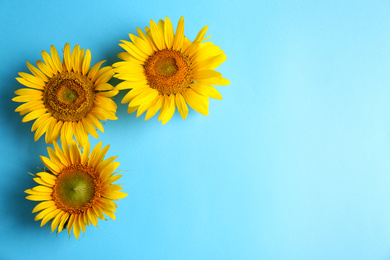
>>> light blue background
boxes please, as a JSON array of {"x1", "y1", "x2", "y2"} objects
[{"x1": 1, "y1": 0, "x2": 390, "y2": 259}]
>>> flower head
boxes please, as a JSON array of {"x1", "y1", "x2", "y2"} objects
[
  {"x1": 13, "y1": 43, "x2": 118, "y2": 147},
  {"x1": 25, "y1": 138, "x2": 127, "y2": 239},
  {"x1": 113, "y1": 17, "x2": 229, "y2": 124}
]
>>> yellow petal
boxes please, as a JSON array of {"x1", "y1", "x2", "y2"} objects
[
  {"x1": 86, "y1": 114, "x2": 104, "y2": 133},
  {"x1": 79, "y1": 213, "x2": 87, "y2": 233},
  {"x1": 99, "y1": 198, "x2": 118, "y2": 212},
  {"x1": 194, "y1": 25, "x2": 209, "y2": 43},
  {"x1": 41, "y1": 50, "x2": 56, "y2": 75},
  {"x1": 53, "y1": 141, "x2": 69, "y2": 166},
  {"x1": 32, "y1": 200, "x2": 55, "y2": 213},
  {"x1": 172, "y1": 17, "x2": 185, "y2": 50},
  {"x1": 81, "y1": 139, "x2": 90, "y2": 165},
  {"x1": 150, "y1": 19, "x2": 165, "y2": 50},
  {"x1": 36, "y1": 60, "x2": 53, "y2": 77},
  {"x1": 194, "y1": 53, "x2": 227, "y2": 71},
  {"x1": 31, "y1": 113, "x2": 50, "y2": 132},
  {"x1": 164, "y1": 17, "x2": 174, "y2": 49},
  {"x1": 41, "y1": 208, "x2": 62, "y2": 227},
  {"x1": 22, "y1": 107, "x2": 46, "y2": 123},
  {"x1": 88, "y1": 142, "x2": 103, "y2": 167},
  {"x1": 94, "y1": 68, "x2": 114, "y2": 85},
  {"x1": 19, "y1": 72, "x2": 46, "y2": 86},
  {"x1": 87, "y1": 60, "x2": 106, "y2": 81},
  {"x1": 82, "y1": 49, "x2": 91, "y2": 75},
  {"x1": 87, "y1": 208, "x2": 98, "y2": 226},
  {"x1": 71, "y1": 45, "x2": 80, "y2": 73},
  {"x1": 51, "y1": 211, "x2": 65, "y2": 232},
  {"x1": 34, "y1": 117, "x2": 51, "y2": 142},
  {"x1": 100, "y1": 161, "x2": 120, "y2": 180},
  {"x1": 89, "y1": 143, "x2": 110, "y2": 168},
  {"x1": 175, "y1": 93, "x2": 189, "y2": 120},
  {"x1": 95, "y1": 94, "x2": 117, "y2": 112},
  {"x1": 103, "y1": 190, "x2": 128, "y2": 200},
  {"x1": 15, "y1": 101, "x2": 44, "y2": 115},
  {"x1": 144, "y1": 95, "x2": 163, "y2": 120},
  {"x1": 196, "y1": 77, "x2": 230, "y2": 86},
  {"x1": 50, "y1": 45, "x2": 63, "y2": 73},
  {"x1": 57, "y1": 212, "x2": 70, "y2": 233},
  {"x1": 34, "y1": 206, "x2": 57, "y2": 221},
  {"x1": 96, "y1": 155, "x2": 118, "y2": 173},
  {"x1": 114, "y1": 81, "x2": 136, "y2": 91},
  {"x1": 129, "y1": 33, "x2": 154, "y2": 56},
  {"x1": 161, "y1": 95, "x2": 175, "y2": 125},
  {"x1": 83, "y1": 118, "x2": 99, "y2": 139},
  {"x1": 121, "y1": 86, "x2": 150, "y2": 104},
  {"x1": 127, "y1": 105, "x2": 138, "y2": 114},
  {"x1": 32, "y1": 185, "x2": 53, "y2": 193},
  {"x1": 137, "y1": 27, "x2": 158, "y2": 51},
  {"x1": 119, "y1": 41, "x2": 147, "y2": 61},
  {"x1": 191, "y1": 83, "x2": 222, "y2": 100},
  {"x1": 45, "y1": 117, "x2": 57, "y2": 144},
  {"x1": 193, "y1": 70, "x2": 223, "y2": 80},
  {"x1": 95, "y1": 83, "x2": 114, "y2": 91},
  {"x1": 26, "y1": 61, "x2": 48, "y2": 82},
  {"x1": 101, "y1": 174, "x2": 123, "y2": 186},
  {"x1": 74, "y1": 121, "x2": 87, "y2": 148},
  {"x1": 129, "y1": 88, "x2": 158, "y2": 107},
  {"x1": 26, "y1": 194, "x2": 52, "y2": 201},
  {"x1": 67, "y1": 214, "x2": 75, "y2": 236},
  {"x1": 14, "y1": 88, "x2": 42, "y2": 97},
  {"x1": 182, "y1": 89, "x2": 209, "y2": 116},
  {"x1": 15, "y1": 77, "x2": 44, "y2": 90},
  {"x1": 12, "y1": 95, "x2": 41, "y2": 103},
  {"x1": 63, "y1": 43, "x2": 72, "y2": 72},
  {"x1": 103, "y1": 209, "x2": 116, "y2": 220},
  {"x1": 40, "y1": 156, "x2": 61, "y2": 174},
  {"x1": 69, "y1": 139, "x2": 81, "y2": 164},
  {"x1": 98, "y1": 89, "x2": 119, "y2": 98},
  {"x1": 33, "y1": 177, "x2": 53, "y2": 187},
  {"x1": 73, "y1": 214, "x2": 81, "y2": 239},
  {"x1": 157, "y1": 95, "x2": 167, "y2": 121},
  {"x1": 36, "y1": 172, "x2": 57, "y2": 186}
]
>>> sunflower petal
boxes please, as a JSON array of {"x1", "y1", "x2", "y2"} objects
[{"x1": 182, "y1": 89, "x2": 209, "y2": 116}]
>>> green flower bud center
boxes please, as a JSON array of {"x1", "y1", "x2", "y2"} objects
[
  {"x1": 60, "y1": 88, "x2": 79, "y2": 104},
  {"x1": 156, "y1": 57, "x2": 178, "y2": 77},
  {"x1": 54, "y1": 166, "x2": 96, "y2": 209}
]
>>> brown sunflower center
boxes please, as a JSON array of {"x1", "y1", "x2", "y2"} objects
[
  {"x1": 144, "y1": 49, "x2": 192, "y2": 95},
  {"x1": 43, "y1": 72, "x2": 95, "y2": 122},
  {"x1": 53, "y1": 165, "x2": 101, "y2": 214}
]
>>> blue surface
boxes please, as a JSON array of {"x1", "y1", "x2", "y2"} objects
[{"x1": 1, "y1": 0, "x2": 390, "y2": 259}]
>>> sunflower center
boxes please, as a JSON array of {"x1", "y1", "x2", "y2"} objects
[
  {"x1": 60, "y1": 88, "x2": 79, "y2": 103},
  {"x1": 53, "y1": 165, "x2": 100, "y2": 213},
  {"x1": 43, "y1": 72, "x2": 95, "y2": 122},
  {"x1": 144, "y1": 49, "x2": 192, "y2": 95}
]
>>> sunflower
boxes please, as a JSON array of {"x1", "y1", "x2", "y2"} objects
[
  {"x1": 25, "y1": 138, "x2": 127, "y2": 239},
  {"x1": 13, "y1": 43, "x2": 118, "y2": 147},
  {"x1": 113, "y1": 17, "x2": 230, "y2": 124}
]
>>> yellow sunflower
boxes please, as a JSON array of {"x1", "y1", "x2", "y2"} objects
[
  {"x1": 25, "y1": 138, "x2": 127, "y2": 239},
  {"x1": 113, "y1": 17, "x2": 230, "y2": 124},
  {"x1": 13, "y1": 43, "x2": 118, "y2": 147}
]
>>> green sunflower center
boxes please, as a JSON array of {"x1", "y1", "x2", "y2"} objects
[
  {"x1": 43, "y1": 72, "x2": 95, "y2": 122},
  {"x1": 54, "y1": 165, "x2": 98, "y2": 210},
  {"x1": 144, "y1": 49, "x2": 192, "y2": 95},
  {"x1": 155, "y1": 57, "x2": 178, "y2": 77},
  {"x1": 59, "y1": 88, "x2": 79, "y2": 104}
]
